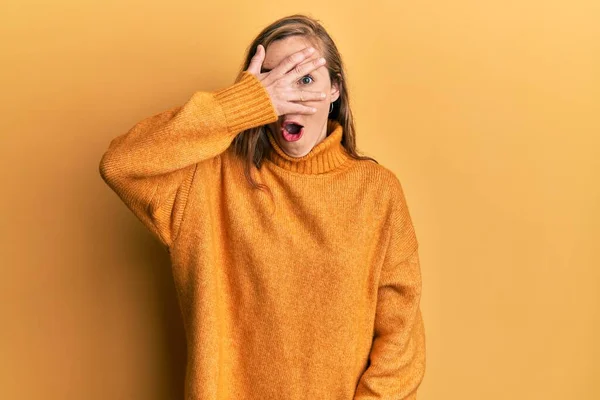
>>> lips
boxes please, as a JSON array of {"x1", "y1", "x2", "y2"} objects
[
  {"x1": 282, "y1": 120, "x2": 304, "y2": 133},
  {"x1": 281, "y1": 120, "x2": 304, "y2": 142}
]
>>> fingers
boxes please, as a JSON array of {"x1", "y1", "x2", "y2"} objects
[
  {"x1": 285, "y1": 89, "x2": 327, "y2": 102},
  {"x1": 246, "y1": 44, "x2": 265, "y2": 76},
  {"x1": 282, "y1": 103, "x2": 319, "y2": 116},
  {"x1": 282, "y1": 56, "x2": 326, "y2": 84},
  {"x1": 265, "y1": 46, "x2": 317, "y2": 82}
]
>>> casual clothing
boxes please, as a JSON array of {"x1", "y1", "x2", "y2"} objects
[{"x1": 99, "y1": 70, "x2": 425, "y2": 399}]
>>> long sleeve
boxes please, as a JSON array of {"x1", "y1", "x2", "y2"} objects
[
  {"x1": 353, "y1": 181, "x2": 426, "y2": 400},
  {"x1": 98, "y1": 71, "x2": 278, "y2": 248}
]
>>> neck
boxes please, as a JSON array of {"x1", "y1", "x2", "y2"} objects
[{"x1": 265, "y1": 120, "x2": 349, "y2": 174}]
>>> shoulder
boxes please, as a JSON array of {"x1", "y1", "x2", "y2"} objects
[
  {"x1": 348, "y1": 158, "x2": 419, "y2": 259},
  {"x1": 368, "y1": 163, "x2": 419, "y2": 256},
  {"x1": 349, "y1": 158, "x2": 410, "y2": 204},
  {"x1": 351, "y1": 159, "x2": 417, "y2": 243}
]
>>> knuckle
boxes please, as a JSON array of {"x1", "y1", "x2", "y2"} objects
[{"x1": 287, "y1": 54, "x2": 297, "y2": 65}]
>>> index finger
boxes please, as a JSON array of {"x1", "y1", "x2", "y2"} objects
[{"x1": 264, "y1": 46, "x2": 316, "y2": 82}]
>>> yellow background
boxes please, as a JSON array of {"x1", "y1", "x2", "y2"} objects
[{"x1": 1, "y1": 1, "x2": 598, "y2": 399}]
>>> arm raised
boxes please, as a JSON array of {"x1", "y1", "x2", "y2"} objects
[{"x1": 99, "y1": 71, "x2": 278, "y2": 248}]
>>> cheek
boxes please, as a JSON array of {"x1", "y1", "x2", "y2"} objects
[
  {"x1": 305, "y1": 102, "x2": 330, "y2": 130},
  {"x1": 315, "y1": 98, "x2": 331, "y2": 115},
  {"x1": 309, "y1": 85, "x2": 331, "y2": 112}
]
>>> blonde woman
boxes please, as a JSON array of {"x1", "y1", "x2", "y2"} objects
[{"x1": 99, "y1": 13, "x2": 425, "y2": 400}]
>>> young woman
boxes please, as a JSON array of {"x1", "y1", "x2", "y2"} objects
[{"x1": 99, "y1": 14, "x2": 425, "y2": 400}]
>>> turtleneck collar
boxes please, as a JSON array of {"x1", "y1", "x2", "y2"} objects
[{"x1": 265, "y1": 119, "x2": 350, "y2": 174}]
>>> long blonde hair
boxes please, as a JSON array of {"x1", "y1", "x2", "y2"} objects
[{"x1": 231, "y1": 14, "x2": 378, "y2": 197}]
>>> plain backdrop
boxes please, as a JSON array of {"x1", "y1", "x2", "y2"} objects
[{"x1": 1, "y1": 1, "x2": 598, "y2": 399}]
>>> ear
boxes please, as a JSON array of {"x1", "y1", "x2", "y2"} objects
[{"x1": 330, "y1": 73, "x2": 341, "y2": 102}]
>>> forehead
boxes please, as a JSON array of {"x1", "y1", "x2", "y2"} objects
[{"x1": 262, "y1": 35, "x2": 321, "y2": 70}]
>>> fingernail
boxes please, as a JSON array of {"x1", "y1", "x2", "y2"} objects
[
  {"x1": 308, "y1": 47, "x2": 315, "y2": 53},
  {"x1": 321, "y1": 93, "x2": 326, "y2": 98}
]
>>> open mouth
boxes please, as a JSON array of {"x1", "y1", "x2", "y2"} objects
[{"x1": 281, "y1": 121, "x2": 305, "y2": 142}]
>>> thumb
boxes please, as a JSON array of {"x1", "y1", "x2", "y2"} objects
[{"x1": 246, "y1": 44, "x2": 264, "y2": 76}]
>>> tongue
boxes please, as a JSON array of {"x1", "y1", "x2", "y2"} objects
[{"x1": 285, "y1": 123, "x2": 302, "y2": 134}]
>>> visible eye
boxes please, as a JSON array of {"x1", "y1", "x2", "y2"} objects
[{"x1": 298, "y1": 74, "x2": 314, "y2": 85}]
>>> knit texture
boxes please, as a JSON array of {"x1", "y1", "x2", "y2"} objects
[{"x1": 99, "y1": 70, "x2": 426, "y2": 399}]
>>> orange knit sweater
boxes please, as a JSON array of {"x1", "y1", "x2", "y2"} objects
[{"x1": 99, "y1": 71, "x2": 426, "y2": 399}]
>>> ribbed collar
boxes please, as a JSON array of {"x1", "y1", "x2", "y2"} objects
[{"x1": 265, "y1": 119, "x2": 350, "y2": 174}]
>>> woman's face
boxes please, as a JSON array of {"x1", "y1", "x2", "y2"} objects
[{"x1": 262, "y1": 36, "x2": 340, "y2": 158}]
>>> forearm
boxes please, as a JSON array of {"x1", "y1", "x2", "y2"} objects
[
  {"x1": 99, "y1": 71, "x2": 277, "y2": 182},
  {"x1": 98, "y1": 71, "x2": 278, "y2": 246}
]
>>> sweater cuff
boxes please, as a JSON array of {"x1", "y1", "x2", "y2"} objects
[{"x1": 213, "y1": 71, "x2": 279, "y2": 134}]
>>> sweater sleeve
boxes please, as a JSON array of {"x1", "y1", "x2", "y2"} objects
[
  {"x1": 353, "y1": 181, "x2": 426, "y2": 400},
  {"x1": 98, "y1": 71, "x2": 278, "y2": 248}
]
